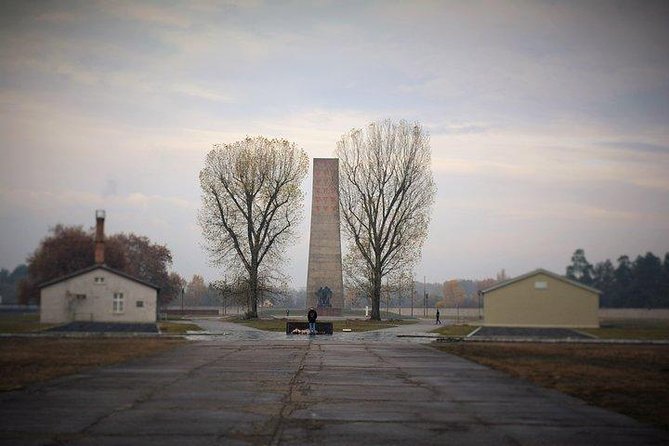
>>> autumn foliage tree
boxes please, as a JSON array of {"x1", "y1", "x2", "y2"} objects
[
  {"x1": 441, "y1": 280, "x2": 467, "y2": 307},
  {"x1": 199, "y1": 136, "x2": 309, "y2": 318},
  {"x1": 185, "y1": 274, "x2": 208, "y2": 306},
  {"x1": 19, "y1": 224, "x2": 182, "y2": 306},
  {"x1": 337, "y1": 119, "x2": 436, "y2": 320}
]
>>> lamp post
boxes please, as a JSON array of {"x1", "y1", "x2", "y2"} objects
[
  {"x1": 222, "y1": 278, "x2": 227, "y2": 316},
  {"x1": 181, "y1": 286, "x2": 185, "y2": 317}
]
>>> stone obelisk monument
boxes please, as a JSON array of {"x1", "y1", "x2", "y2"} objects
[{"x1": 306, "y1": 158, "x2": 344, "y2": 316}]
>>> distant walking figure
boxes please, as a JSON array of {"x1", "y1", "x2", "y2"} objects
[
  {"x1": 435, "y1": 309, "x2": 441, "y2": 325},
  {"x1": 307, "y1": 307, "x2": 318, "y2": 335}
]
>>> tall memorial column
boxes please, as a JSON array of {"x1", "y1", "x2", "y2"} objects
[{"x1": 306, "y1": 158, "x2": 344, "y2": 316}]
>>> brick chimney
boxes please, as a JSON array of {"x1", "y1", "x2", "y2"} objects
[{"x1": 94, "y1": 209, "x2": 106, "y2": 264}]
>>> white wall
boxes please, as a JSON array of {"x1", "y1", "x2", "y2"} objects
[{"x1": 40, "y1": 268, "x2": 157, "y2": 323}]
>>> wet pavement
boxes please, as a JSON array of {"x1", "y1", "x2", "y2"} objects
[
  {"x1": 186, "y1": 317, "x2": 441, "y2": 343},
  {"x1": 1, "y1": 320, "x2": 667, "y2": 445}
]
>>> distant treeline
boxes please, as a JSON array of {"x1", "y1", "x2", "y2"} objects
[
  {"x1": 566, "y1": 249, "x2": 669, "y2": 308},
  {"x1": 0, "y1": 264, "x2": 28, "y2": 304}
]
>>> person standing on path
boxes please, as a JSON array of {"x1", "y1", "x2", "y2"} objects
[
  {"x1": 307, "y1": 307, "x2": 318, "y2": 335},
  {"x1": 435, "y1": 309, "x2": 441, "y2": 325}
]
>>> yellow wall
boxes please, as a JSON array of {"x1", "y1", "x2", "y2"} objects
[{"x1": 484, "y1": 272, "x2": 599, "y2": 328}]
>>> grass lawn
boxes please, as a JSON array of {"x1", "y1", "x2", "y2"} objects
[
  {"x1": 0, "y1": 314, "x2": 202, "y2": 335},
  {"x1": 233, "y1": 317, "x2": 416, "y2": 332},
  {"x1": 582, "y1": 318, "x2": 669, "y2": 340},
  {"x1": 430, "y1": 319, "x2": 669, "y2": 341},
  {"x1": 431, "y1": 324, "x2": 478, "y2": 337},
  {"x1": 0, "y1": 337, "x2": 186, "y2": 392},
  {"x1": 158, "y1": 321, "x2": 203, "y2": 334},
  {"x1": 433, "y1": 342, "x2": 669, "y2": 430},
  {"x1": 0, "y1": 313, "x2": 56, "y2": 333}
]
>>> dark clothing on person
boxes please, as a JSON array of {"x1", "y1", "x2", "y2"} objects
[
  {"x1": 307, "y1": 308, "x2": 318, "y2": 335},
  {"x1": 435, "y1": 310, "x2": 441, "y2": 325}
]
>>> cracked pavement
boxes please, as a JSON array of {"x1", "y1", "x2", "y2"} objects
[{"x1": 1, "y1": 325, "x2": 667, "y2": 445}]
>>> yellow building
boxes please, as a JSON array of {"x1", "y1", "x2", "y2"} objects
[{"x1": 481, "y1": 269, "x2": 600, "y2": 328}]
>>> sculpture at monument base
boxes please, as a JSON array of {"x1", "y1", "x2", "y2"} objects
[{"x1": 316, "y1": 286, "x2": 333, "y2": 308}]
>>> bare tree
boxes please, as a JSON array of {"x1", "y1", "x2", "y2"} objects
[
  {"x1": 199, "y1": 136, "x2": 309, "y2": 318},
  {"x1": 336, "y1": 119, "x2": 436, "y2": 320}
]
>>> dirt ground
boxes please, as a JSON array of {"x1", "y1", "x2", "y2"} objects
[
  {"x1": 0, "y1": 338, "x2": 186, "y2": 391},
  {"x1": 434, "y1": 342, "x2": 669, "y2": 430}
]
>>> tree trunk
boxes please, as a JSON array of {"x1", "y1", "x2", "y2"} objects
[
  {"x1": 247, "y1": 269, "x2": 259, "y2": 319},
  {"x1": 370, "y1": 273, "x2": 382, "y2": 320}
]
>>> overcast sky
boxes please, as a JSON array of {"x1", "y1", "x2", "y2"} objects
[{"x1": 1, "y1": 0, "x2": 668, "y2": 286}]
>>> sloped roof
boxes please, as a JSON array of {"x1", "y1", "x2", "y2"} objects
[
  {"x1": 38, "y1": 264, "x2": 160, "y2": 291},
  {"x1": 480, "y1": 268, "x2": 600, "y2": 295}
]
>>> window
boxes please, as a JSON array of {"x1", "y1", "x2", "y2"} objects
[
  {"x1": 534, "y1": 281, "x2": 548, "y2": 290},
  {"x1": 113, "y1": 293, "x2": 124, "y2": 313},
  {"x1": 94, "y1": 277, "x2": 105, "y2": 284},
  {"x1": 136, "y1": 300, "x2": 144, "y2": 308}
]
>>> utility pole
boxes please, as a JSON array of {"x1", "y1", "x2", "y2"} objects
[
  {"x1": 411, "y1": 285, "x2": 414, "y2": 317},
  {"x1": 181, "y1": 286, "x2": 185, "y2": 317},
  {"x1": 423, "y1": 276, "x2": 427, "y2": 317}
]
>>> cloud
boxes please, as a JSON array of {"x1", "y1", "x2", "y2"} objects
[
  {"x1": 102, "y1": 179, "x2": 118, "y2": 197},
  {"x1": 34, "y1": 11, "x2": 79, "y2": 23},
  {"x1": 2, "y1": 0, "x2": 669, "y2": 283},
  {"x1": 596, "y1": 141, "x2": 669, "y2": 155},
  {"x1": 171, "y1": 83, "x2": 236, "y2": 103},
  {"x1": 102, "y1": 2, "x2": 193, "y2": 28},
  {"x1": 1, "y1": 188, "x2": 194, "y2": 214}
]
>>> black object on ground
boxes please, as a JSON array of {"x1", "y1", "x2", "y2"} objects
[
  {"x1": 46, "y1": 322, "x2": 158, "y2": 333},
  {"x1": 472, "y1": 326, "x2": 591, "y2": 339},
  {"x1": 286, "y1": 321, "x2": 333, "y2": 335}
]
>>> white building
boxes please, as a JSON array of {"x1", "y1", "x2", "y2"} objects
[
  {"x1": 39, "y1": 210, "x2": 158, "y2": 324},
  {"x1": 40, "y1": 265, "x2": 158, "y2": 324}
]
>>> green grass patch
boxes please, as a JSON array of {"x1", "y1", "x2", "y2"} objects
[
  {"x1": 582, "y1": 318, "x2": 669, "y2": 340},
  {"x1": 431, "y1": 324, "x2": 478, "y2": 337},
  {"x1": 158, "y1": 322, "x2": 203, "y2": 334},
  {"x1": 337, "y1": 319, "x2": 416, "y2": 332},
  {"x1": 0, "y1": 313, "x2": 56, "y2": 333},
  {"x1": 232, "y1": 317, "x2": 416, "y2": 332}
]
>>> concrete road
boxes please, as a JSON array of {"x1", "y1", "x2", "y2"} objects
[
  {"x1": 1, "y1": 340, "x2": 667, "y2": 445},
  {"x1": 187, "y1": 317, "x2": 442, "y2": 343}
]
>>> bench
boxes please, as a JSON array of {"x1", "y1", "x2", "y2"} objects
[{"x1": 286, "y1": 321, "x2": 333, "y2": 335}]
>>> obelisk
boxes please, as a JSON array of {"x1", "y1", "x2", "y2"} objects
[{"x1": 306, "y1": 158, "x2": 344, "y2": 316}]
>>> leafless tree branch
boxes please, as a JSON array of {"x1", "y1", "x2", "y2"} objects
[
  {"x1": 199, "y1": 136, "x2": 308, "y2": 318},
  {"x1": 336, "y1": 119, "x2": 435, "y2": 320}
]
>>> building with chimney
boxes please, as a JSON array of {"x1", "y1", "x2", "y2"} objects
[{"x1": 39, "y1": 210, "x2": 158, "y2": 324}]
